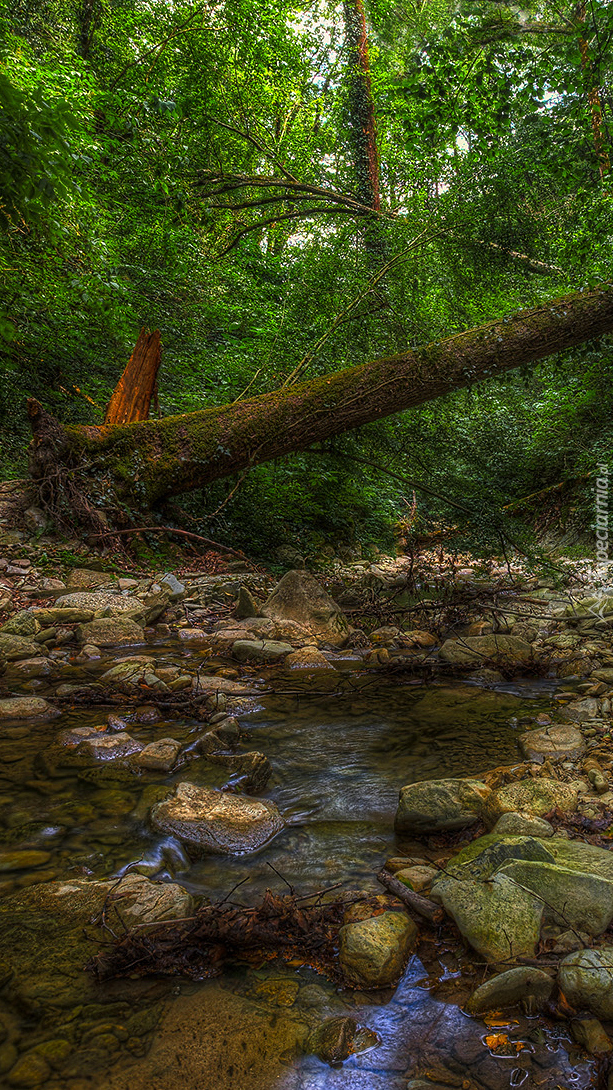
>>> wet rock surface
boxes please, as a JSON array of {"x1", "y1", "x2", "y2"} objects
[
  {"x1": 150, "y1": 782, "x2": 285, "y2": 853},
  {"x1": 466, "y1": 966, "x2": 554, "y2": 1014},
  {"x1": 306, "y1": 1016, "x2": 380, "y2": 1066},
  {"x1": 0, "y1": 544, "x2": 611, "y2": 1087},
  {"x1": 395, "y1": 777, "x2": 491, "y2": 833},
  {"x1": 338, "y1": 910, "x2": 418, "y2": 987}
]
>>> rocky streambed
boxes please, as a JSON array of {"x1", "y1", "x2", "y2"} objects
[{"x1": 0, "y1": 546, "x2": 612, "y2": 1087}]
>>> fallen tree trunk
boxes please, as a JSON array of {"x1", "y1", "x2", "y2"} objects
[{"x1": 27, "y1": 284, "x2": 613, "y2": 521}]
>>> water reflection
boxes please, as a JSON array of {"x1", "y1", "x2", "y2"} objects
[{"x1": 0, "y1": 672, "x2": 592, "y2": 1089}]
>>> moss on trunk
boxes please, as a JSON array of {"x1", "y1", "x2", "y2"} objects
[{"x1": 28, "y1": 283, "x2": 613, "y2": 517}]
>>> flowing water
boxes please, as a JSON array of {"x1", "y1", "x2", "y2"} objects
[{"x1": 0, "y1": 650, "x2": 596, "y2": 1089}]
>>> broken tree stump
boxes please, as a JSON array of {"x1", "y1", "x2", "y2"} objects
[{"x1": 104, "y1": 328, "x2": 161, "y2": 425}]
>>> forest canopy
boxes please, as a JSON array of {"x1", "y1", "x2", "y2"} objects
[{"x1": 1, "y1": 0, "x2": 612, "y2": 556}]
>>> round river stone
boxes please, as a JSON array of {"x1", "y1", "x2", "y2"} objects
[{"x1": 150, "y1": 783, "x2": 285, "y2": 854}]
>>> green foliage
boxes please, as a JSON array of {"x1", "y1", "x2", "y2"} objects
[{"x1": 0, "y1": 0, "x2": 612, "y2": 554}]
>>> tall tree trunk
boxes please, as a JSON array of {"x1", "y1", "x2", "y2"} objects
[
  {"x1": 343, "y1": 0, "x2": 386, "y2": 261},
  {"x1": 576, "y1": 3, "x2": 610, "y2": 182},
  {"x1": 27, "y1": 284, "x2": 613, "y2": 521},
  {"x1": 77, "y1": 0, "x2": 102, "y2": 62}
]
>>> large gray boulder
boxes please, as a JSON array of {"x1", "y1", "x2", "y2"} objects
[
  {"x1": 395, "y1": 778, "x2": 491, "y2": 834},
  {"x1": 559, "y1": 948, "x2": 613, "y2": 1019},
  {"x1": 338, "y1": 911, "x2": 417, "y2": 987},
  {"x1": 261, "y1": 570, "x2": 349, "y2": 646},
  {"x1": 432, "y1": 872, "x2": 543, "y2": 963},
  {"x1": 150, "y1": 783, "x2": 284, "y2": 854},
  {"x1": 499, "y1": 860, "x2": 613, "y2": 936},
  {"x1": 438, "y1": 634, "x2": 532, "y2": 667}
]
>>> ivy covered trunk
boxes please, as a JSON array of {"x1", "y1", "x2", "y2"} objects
[
  {"x1": 343, "y1": 0, "x2": 386, "y2": 262},
  {"x1": 28, "y1": 284, "x2": 613, "y2": 523}
]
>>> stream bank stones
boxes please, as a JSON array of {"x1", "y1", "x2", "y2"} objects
[
  {"x1": 395, "y1": 778, "x2": 491, "y2": 834},
  {"x1": 338, "y1": 911, "x2": 418, "y2": 987},
  {"x1": 150, "y1": 783, "x2": 284, "y2": 854}
]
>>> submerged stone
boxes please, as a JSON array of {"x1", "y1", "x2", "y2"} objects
[
  {"x1": 0, "y1": 697, "x2": 59, "y2": 721},
  {"x1": 0, "y1": 850, "x2": 51, "y2": 873},
  {"x1": 306, "y1": 1016, "x2": 380, "y2": 1066},
  {"x1": 466, "y1": 966, "x2": 553, "y2": 1014}
]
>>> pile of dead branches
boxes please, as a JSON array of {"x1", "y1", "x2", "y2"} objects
[{"x1": 88, "y1": 884, "x2": 383, "y2": 986}]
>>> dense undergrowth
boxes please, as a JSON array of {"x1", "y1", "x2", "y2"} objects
[{"x1": 1, "y1": 0, "x2": 612, "y2": 556}]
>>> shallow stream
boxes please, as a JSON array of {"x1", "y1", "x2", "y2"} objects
[{"x1": 0, "y1": 650, "x2": 596, "y2": 1089}]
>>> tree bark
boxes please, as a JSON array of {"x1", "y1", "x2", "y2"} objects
[
  {"x1": 343, "y1": 0, "x2": 381, "y2": 213},
  {"x1": 576, "y1": 3, "x2": 610, "y2": 182},
  {"x1": 27, "y1": 284, "x2": 613, "y2": 519},
  {"x1": 343, "y1": 0, "x2": 387, "y2": 262},
  {"x1": 104, "y1": 328, "x2": 161, "y2": 425}
]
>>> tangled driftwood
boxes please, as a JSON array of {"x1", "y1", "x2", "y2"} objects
[{"x1": 88, "y1": 883, "x2": 387, "y2": 987}]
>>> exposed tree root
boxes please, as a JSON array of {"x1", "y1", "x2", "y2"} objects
[{"x1": 27, "y1": 399, "x2": 110, "y2": 535}]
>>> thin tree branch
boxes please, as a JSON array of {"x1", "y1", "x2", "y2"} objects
[{"x1": 108, "y1": 5, "x2": 209, "y2": 91}]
